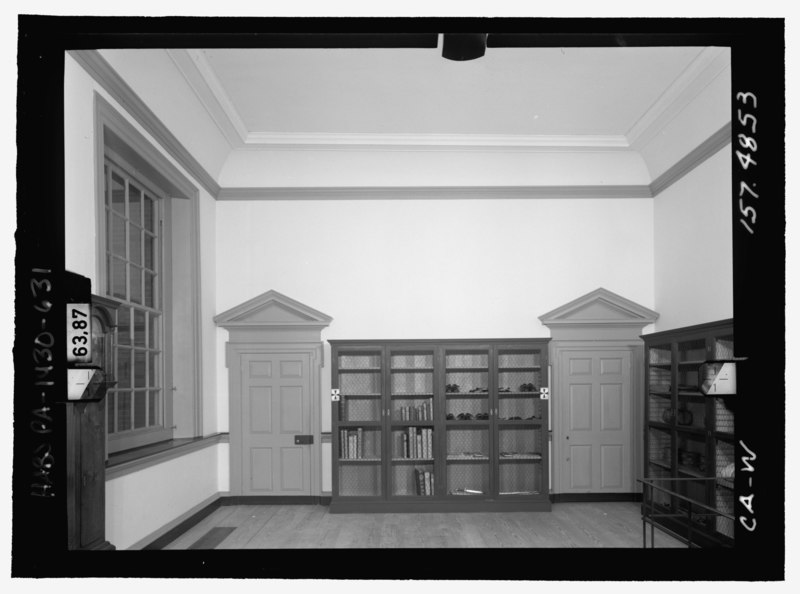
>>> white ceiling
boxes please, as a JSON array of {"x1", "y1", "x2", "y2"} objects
[{"x1": 193, "y1": 44, "x2": 708, "y2": 143}]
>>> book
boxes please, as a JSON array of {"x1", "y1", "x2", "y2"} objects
[
  {"x1": 357, "y1": 427, "x2": 363, "y2": 459},
  {"x1": 415, "y1": 468, "x2": 424, "y2": 495},
  {"x1": 424, "y1": 471, "x2": 431, "y2": 496},
  {"x1": 416, "y1": 431, "x2": 422, "y2": 460}
]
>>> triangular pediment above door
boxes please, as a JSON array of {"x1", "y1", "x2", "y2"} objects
[
  {"x1": 539, "y1": 288, "x2": 658, "y2": 340},
  {"x1": 214, "y1": 289, "x2": 333, "y2": 329}
]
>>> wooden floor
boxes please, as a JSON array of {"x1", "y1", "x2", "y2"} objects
[{"x1": 161, "y1": 501, "x2": 685, "y2": 549}]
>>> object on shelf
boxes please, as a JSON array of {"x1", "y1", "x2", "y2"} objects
[
  {"x1": 449, "y1": 488, "x2": 484, "y2": 495},
  {"x1": 445, "y1": 384, "x2": 460, "y2": 393},
  {"x1": 519, "y1": 383, "x2": 537, "y2": 392},
  {"x1": 499, "y1": 387, "x2": 511, "y2": 393},
  {"x1": 676, "y1": 406, "x2": 694, "y2": 426}
]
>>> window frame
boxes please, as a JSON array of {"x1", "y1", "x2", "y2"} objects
[
  {"x1": 103, "y1": 155, "x2": 172, "y2": 451},
  {"x1": 94, "y1": 92, "x2": 203, "y2": 454}
]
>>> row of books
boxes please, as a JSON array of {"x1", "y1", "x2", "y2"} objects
[
  {"x1": 414, "y1": 468, "x2": 434, "y2": 496},
  {"x1": 398, "y1": 427, "x2": 434, "y2": 459},
  {"x1": 339, "y1": 428, "x2": 366, "y2": 459},
  {"x1": 397, "y1": 401, "x2": 433, "y2": 421}
]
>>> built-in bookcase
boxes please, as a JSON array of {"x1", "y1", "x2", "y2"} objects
[
  {"x1": 330, "y1": 339, "x2": 551, "y2": 513},
  {"x1": 642, "y1": 319, "x2": 736, "y2": 546}
]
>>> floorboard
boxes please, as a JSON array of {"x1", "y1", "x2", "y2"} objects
[{"x1": 158, "y1": 502, "x2": 686, "y2": 549}]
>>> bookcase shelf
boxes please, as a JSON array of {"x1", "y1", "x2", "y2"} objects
[
  {"x1": 642, "y1": 319, "x2": 736, "y2": 547},
  {"x1": 330, "y1": 339, "x2": 551, "y2": 513}
]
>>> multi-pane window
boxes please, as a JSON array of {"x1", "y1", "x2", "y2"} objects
[{"x1": 104, "y1": 159, "x2": 164, "y2": 445}]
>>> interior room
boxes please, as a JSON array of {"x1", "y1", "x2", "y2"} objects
[{"x1": 57, "y1": 33, "x2": 740, "y2": 556}]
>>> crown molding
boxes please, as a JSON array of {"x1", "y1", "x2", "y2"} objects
[
  {"x1": 166, "y1": 49, "x2": 248, "y2": 149},
  {"x1": 68, "y1": 50, "x2": 221, "y2": 198},
  {"x1": 216, "y1": 185, "x2": 653, "y2": 201},
  {"x1": 242, "y1": 132, "x2": 631, "y2": 152},
  {"x1": 649, "y1": 122, "x2": 731, "y2": 196},
  {"x1": 627, "y1": 46, "x2": 731, "y2": 150}
]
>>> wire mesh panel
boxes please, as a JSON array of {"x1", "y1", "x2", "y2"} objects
[
  {"x1": 445, "y1": 371, "x2": 489, "y2": 394},
  {"x1": 677, "y1": 433, "x2": 708, "y2": 475},
  {"x1": 338, "y1": 353, "x2": 381, "y2": 369},
  {"x1": 390, "y1": 352, "x2": 434, "y2": 369},
  {"x1": 497, "y1": 350, "x2": 541, "y2": 368},
  {"x1": 498, "y1": 426, "x2": 542, "y2": 456},
  {"x1": 339, "y1": 372, "x2": 381, "y2": 395},
  {"x1": 391, "y1": 463, "x2": 435, "y2": 496},
  {"x1": 648, "y1": 427, "x2": 672, "y2": 467},
  {"x1": 338, "y1": 463, "x2": 382, "y2": 497},
  {"x1": 649, "y1": 365, "x2": 671, "y2": 394},
  {"x1": 497, "y1": 370, "x2": 543, "y2": 393},
  {"x1": 339, "y1": 396, "x2": 381, "y2": 422},
  {"x1": 715, "y1": 485, "x2": 735, "y2": 539},
  {"x1": 497, "y1": 396, "x2": 543, "y2": 420},
  {"x1": 714, "y1": 335, "x2": 735, "y2": 360},
  {"x1": 445, "y1": 351, "x2": 489, "y2": 368},
  {"x1": 649, "y1": 344, "x2": 672, "y2": 366},
  {"x1": 678, "y1": 339, "x2": 707, "y2": 363},
  {"x1": 714, "y1": 398, "x2": 735, "y2": 434},
  {"x1": 446, "y1": 463, "x2": 489, "y2": 496},
  {"x1": 391, "y1": 372, "x2": 433, "y2": 395},
  {"x1": 498, "y1": 460, "x2": 541, "y2": 495},
  {"x1": 644, "y1": 465, "x2": 673, "y2": 508},
  {"x1": 676, "y1": 395, "x2": 706, "y2": 430},
  {"x1": 649, "y1": 394, "x2": 672, "y2": 423},
  {"x1": 715, "y1": 439, "x2": 735, "y2": 482},
  {"x1": 445, "y1": 396, "x2": 489, "y2": 419},
  {"x1": 446, "y1": 426, "x2": 489, "y2": 459}
]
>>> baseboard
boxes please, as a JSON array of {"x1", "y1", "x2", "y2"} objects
[
  {"x1": 221, "y1": 495, "x2": 330, "y2": 506},
  {"x1": 136, "y1": 493, "x2": 222, "y2": 550},
  {"x1": 551, "y1": 492, "x2": 642, "y2": 503}
]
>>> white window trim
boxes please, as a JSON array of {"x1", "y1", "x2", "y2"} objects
[{"x1": 94, "y1": 92, "x2": 203, "y2": 452}]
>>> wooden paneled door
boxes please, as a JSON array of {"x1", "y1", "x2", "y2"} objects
[
  {"x1": 239, "y1": 352, "x2": 313, "y2": 496},
  {"x1": 559, "y1": 350, "x2": 633, "y2": 494}
]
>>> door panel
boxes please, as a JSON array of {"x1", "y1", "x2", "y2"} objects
[
  {"x1": 241, "y1": 353, "x2": 312, "y2": 496},
  {"x1": 560, "y1": 350, "x2": 633, "y2": 493}
]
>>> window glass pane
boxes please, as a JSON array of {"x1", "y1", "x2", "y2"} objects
[
  {"x1": 117, "y1": 306, "x2": 131, "y2": 345},
  {"x1": 129, "y1": 184, "x2": 142, "y2": 225},
  {"x1": 134, "y1": 390, "x2": 147, "y2": 429},
  {"x1": 134, "y1": 349, "x2": 147, "y2": 387},
  {"x1": 130, "y1": 224, "x2": 142, "y2": 265},
  {"x1": 110, "y1": 213, "x2": 126, "y2": 257},
  {"x1": 110, "y1": 256, "x2": 127, "y2": 300},
  {"x1": 130, "y1": 265, "x2": 143, "y2": 304},
  {"x1": 144, "y1": 194, "x2": 155, "y2": 232},
  {"x1": 148, "y1": 315, "x2": 159, "y2": 350},
  {"x1": 107, "y1": 392, "x2": 115, "y2": 433},
  {"x1": 117, "y1": 392, "x2": 132, "y2": 432},
  {"x1": 148, "y1": 390, "x2": 158, "y2": 426},
  {"x1": 133, "y1": 309, "x2": 146, "y2": 347},
  {"x1": 111, "y1": 172, "x2": 125, "y2": 213},
  {"x1": 144, "y1": 271, "x2": 156, "y2": 308},
  {"x1": 144, "y1": 233, "x2": 155, "y2": 270},
  {"x1": 117, "y1": 348, "x2": 132, "y2": 389},
  {"x1": 149, "y1": 352, "x2": 159, "y2": 387}
]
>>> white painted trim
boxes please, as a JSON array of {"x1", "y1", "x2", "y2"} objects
[
  {"x1": 627, "y1": 47, "x2": 731, "y2": 150},
  {"x1": 166, "y1": 49, "x2": 248, "y2": 149},
  {"x1": 69, "y1": 50, "x2": 221, "y2": 198},
  {"x1": 244, "y1": 131, "x2": 631, "y2": 151},
  {"x1": 217, "y1": 185, "x2": 653, "y2": 201},
  {"x1": 649, "y1": 123, "x2": 732, "y2": 196}
]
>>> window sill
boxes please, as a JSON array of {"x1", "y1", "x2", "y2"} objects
[{"x1": 106, "y1": 433, "x2": 229, "y2": 480}]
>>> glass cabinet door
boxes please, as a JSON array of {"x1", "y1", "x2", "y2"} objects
[
  {"x1": 443, "y1": 347, "x2": 491, "y2": 497},
  {"x1": 388, "y1": 348, "x2": 436, "y2": 498},
  {"x1": 335, "y1": 349, "x2": 383, "y2": 497},
  {"x1": 495, "y1": 348, "x2": 546, "y2": 497}
]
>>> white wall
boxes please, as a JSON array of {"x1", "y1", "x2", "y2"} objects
[
  {"x1": 215, "y1": 196, "x2": 656, "y2": 495},
  {"x1": 105, "y1": 445, "x2": 222, "y2": 549},
  {"x1": 65, "y1": 53, "x2": 222, "y2": 547},
  {"x1": 653, "y1": 146, "x2": 734, "y2": 331},
  {"x1": 219, "y1": 148, "x2": 651, "y2": 188}
]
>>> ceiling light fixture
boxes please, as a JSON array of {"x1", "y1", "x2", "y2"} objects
[{"x1": 441, "y1": 34, "x2": 488, "y2": 61}]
